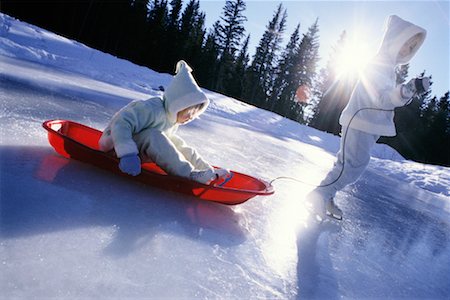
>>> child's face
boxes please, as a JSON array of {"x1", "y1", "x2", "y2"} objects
[
  {"x1": 177, "y1": 105, "x2": 201, "y2": 124},
  {"x1": 398, "y1": 34, "x2": 421, "y2": 61}
]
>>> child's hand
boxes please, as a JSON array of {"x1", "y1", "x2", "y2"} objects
[
  {"x1": 215, "y1": 168, "x2": 231, "y2": 180},
  {"x1": 402, "y1": 77, "x2": 430, "y2": 99},
  {"x1": 119, "y1": 154, "x2": 141, "y2": 176}
]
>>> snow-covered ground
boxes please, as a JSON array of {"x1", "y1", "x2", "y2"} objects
[{"x1": 1, "y1": 13, "x2": 449, "y2": 299}]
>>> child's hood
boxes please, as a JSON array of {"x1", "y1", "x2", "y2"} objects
[
  {"x1": 377, "y1": 15, "x2": 426, "y2": 65},
  {"x1": 163, "y1": 60, "x2": 209, "y2": 124}
]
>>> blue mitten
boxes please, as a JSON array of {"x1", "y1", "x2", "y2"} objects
[{"x1": 119, "y1": 154, "x2": 141, "y2": 176}]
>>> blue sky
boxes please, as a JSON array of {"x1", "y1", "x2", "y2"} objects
[{"x1": 198, "y1": 0, "x2": 449, "y2": 98}]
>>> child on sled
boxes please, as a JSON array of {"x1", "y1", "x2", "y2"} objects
[{"x1": 99, "y1": 60, "x2": 229, "y2": 184}]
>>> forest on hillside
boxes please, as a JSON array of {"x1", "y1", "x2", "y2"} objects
[{"x1": 2, "y1": 0, "x2": 449, "y2": 166}]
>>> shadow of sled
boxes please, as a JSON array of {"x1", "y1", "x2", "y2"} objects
[{"x1": 1, "y1": 145, "x2": 247, "y2": 257}]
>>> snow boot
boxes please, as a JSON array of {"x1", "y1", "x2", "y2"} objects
[
  {"x1": 190, "y1": 169, "x2": 217, "y2": 185},
  {"x1": 305, "y1": 191, "x2": 343, "y2": 221},
  {"x1": 326, "y1": 199, "x2": 343, "y2": 220}
]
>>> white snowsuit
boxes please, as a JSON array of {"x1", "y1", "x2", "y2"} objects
[
  {"x1": 98, "y1": 60, "x2": 213, "y2": 178},
  {"x1": 318, "y1": 15, "x2": 427, "y2": 200}
]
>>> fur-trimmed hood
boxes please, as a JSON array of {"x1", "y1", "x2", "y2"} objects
[
  {"x1": 377, "y1": 15, "x2": 426, "y2": 65},
  {"x1": 163, "y1": 60, "x2": 209, "y2": 124}
]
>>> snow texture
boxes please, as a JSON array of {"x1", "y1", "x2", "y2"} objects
[{"x1": 1, "y1": 13, "x2": 449, "y2": 299}]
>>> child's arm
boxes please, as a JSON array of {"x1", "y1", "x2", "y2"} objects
[
  {"x1": 109, "y1": 118, "x2": 139, "y2": 158},
  {"x1": 109, "y1": 101, "x2": 158, "y2": 158},
  {"x1": 169, "y1": 134, "x2": 213, "y2": 171},
  {"x1": 376, "y1": 77, "x2": 429, "y2": 109},
  {"x1": 370, "y1": 67, "x2": 430, "y2": 108}
]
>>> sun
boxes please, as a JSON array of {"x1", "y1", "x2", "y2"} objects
[{"x1": 335, "y1": 36, "x2": 373, "y2": 76}]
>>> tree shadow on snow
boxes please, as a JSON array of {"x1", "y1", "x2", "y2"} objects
[{"x1": 0, "y1": 145, "x2": 247, "y2": 257}]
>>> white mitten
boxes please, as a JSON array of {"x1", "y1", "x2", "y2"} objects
[{"x1": 215, "y1": 168, "x2": 231, "y2": 180}]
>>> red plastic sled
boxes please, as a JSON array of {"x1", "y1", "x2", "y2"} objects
[{"x1": 43, "y1": 120, "x2": 274, "y2": 205}]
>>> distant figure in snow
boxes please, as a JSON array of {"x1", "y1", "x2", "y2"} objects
[
  {"x1": 308, "y1": 15, "x2": 430, "y2": 220},
  {"x1": 99, "y1": 60, "x2": 230, "y2": 184}
]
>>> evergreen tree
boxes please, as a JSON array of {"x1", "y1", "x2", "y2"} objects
[
  {"x1": 145, "y1": 0, "x2": 169, "y2": 70},
  {"x1": 289, "y1": 19, "x2": 320, "y2": 123},
  {"x1": 120, "y1": 0, "x2": 150, "y2": 64},
  {"x1": 309, "y1": 30, "x2": 349, "y2": 133},
  {"x1": 263, "y1": 5, "x2": 287, "y2": 108},
  {"x1": 196, "y1": 21, "x2": 221, "y2": 89},
  {"x1": 105, "y1": 1, "x2": 133, "y2": 54},
  {"x1": 244, "y1": 4, "x2": 286, "y2": 108},
  {"x1": 270, "y1": 23, "x2": 301, "y2": 114},
  {"x1": 168, "y1": 0, "x2": 183, "y2": 29},
  {"x1": 179, "y1": 0, "x2": 206, "y2": 68},
  {"x1": 215, "y1": 0, "x2": 247, "y2": 92},
  {"x1": 226, "y1": 34, "x2": 250, "y2": 99},
  {"x1": 277, "y1": 19, "x2": 319, "y2": 123},
  {"x1": 420, "y1": 91, "x2": 450, "y2": 165},
  {"x1": 163, "y1": 0, "x2": 183, "y2": 68}
]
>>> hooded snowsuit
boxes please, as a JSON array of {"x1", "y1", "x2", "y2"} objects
[
  {"x1": 98, "y1": 60, "x2": 212, "y2": 178},
  {"x1": 317, "y1": 15, "x2": 427, "y2": 200}
]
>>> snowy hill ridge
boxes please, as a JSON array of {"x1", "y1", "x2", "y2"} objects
[{"x1": 1, "y1": 13, "x2": 449, "y2": 299}]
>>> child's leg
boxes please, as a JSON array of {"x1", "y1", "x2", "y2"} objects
[
  {"x1": 133, "y1": 128, "x2": 194, "y2": 178},
  {"x1": 307, "y1": 127, "x2": 378, "y2": 219},
  {"x1": 319, "y1": 127, "x2": 379, "y2": 198}
]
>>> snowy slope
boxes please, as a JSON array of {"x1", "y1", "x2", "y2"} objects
[{"x1": 1, "y1": 13, "x2": 449, "y2": 299}]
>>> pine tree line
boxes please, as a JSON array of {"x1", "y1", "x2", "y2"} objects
[
  {"x1": 380, "y1": 83, "x2": 450, "y2": 166},
  {"x1": 2, "y1": 0, "x2": 448, "y2": 165},
  {"x1": 1, "y1": 0, "x2": 321, "y2": 123}
]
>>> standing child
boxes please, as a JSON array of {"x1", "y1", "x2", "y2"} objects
[
  {"x1": 99, "y1": 60, "x2": 230, "y2": 184},
  {"x1": 308, "y1": 15, "x2": 430, "y2": 220}
]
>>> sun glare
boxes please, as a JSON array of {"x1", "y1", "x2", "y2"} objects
[{"x1": 335, "y1": 37, "x2": 372, "y2": 76}]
